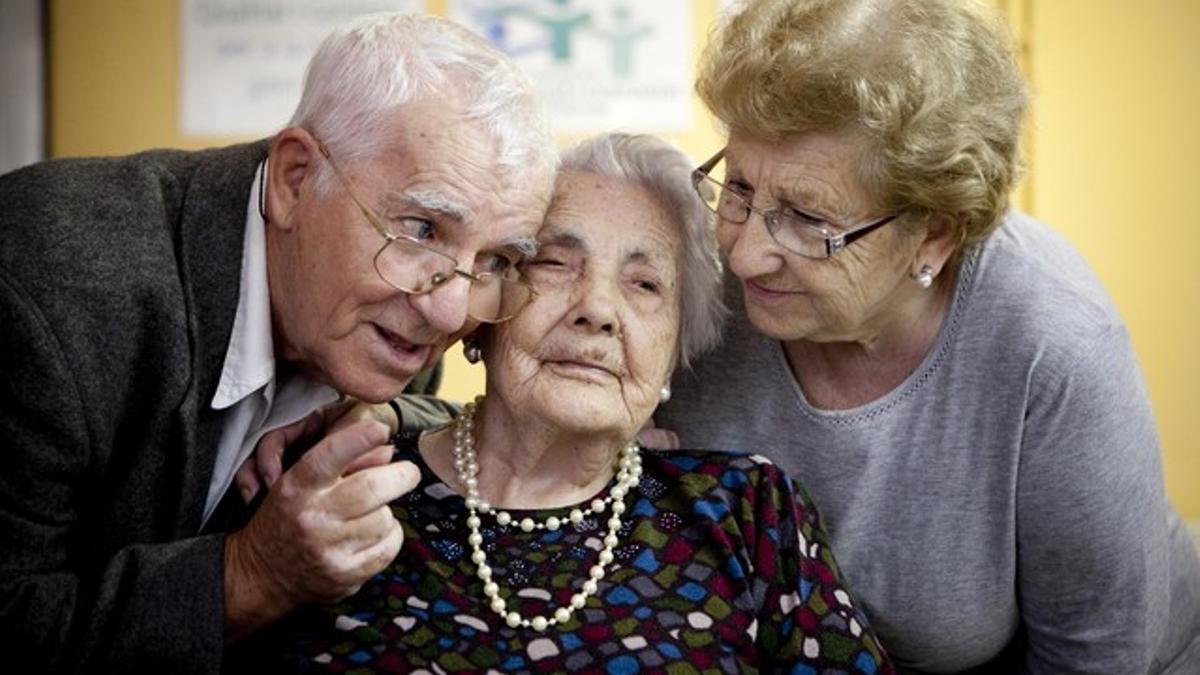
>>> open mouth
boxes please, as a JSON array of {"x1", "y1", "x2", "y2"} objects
[{"x1": 373, "y1": 324, "x2": 432, "y2": 369}]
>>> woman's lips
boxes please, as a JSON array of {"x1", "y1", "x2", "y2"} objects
[
  {"x1": 545, "y1": 360, "x2": 616, "y2": 382},
  {"x1": 742, "y1": 279, "x2": 801, "y2": 302}
]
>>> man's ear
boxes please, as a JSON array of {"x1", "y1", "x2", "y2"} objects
[{"x1": 265, "y1": 127, "x2": 321, "y2": 230}]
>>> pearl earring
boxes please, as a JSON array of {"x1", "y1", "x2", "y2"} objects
[
  {"x1": 659, "y1": 384, "x2": 672, "y2": 403},
  {"x1": 911, "y1": 264, "x2": 935, "y2": 289}
]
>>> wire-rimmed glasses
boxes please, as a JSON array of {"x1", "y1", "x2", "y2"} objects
[
  {"x1": 692, "y1": 148, "x2": 900, "y2": 259},
  {"x1": 315, "y1": 139, "x2": 535, "y2": 323}
]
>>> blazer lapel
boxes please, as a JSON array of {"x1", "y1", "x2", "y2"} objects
[{"x1": 176, "y1": 140, "x2": 270, "y2": 533}]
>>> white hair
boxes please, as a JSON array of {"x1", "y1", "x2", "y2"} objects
[
  {"x1": 289, "y1": 12, "x2": 555, "y2": 191},
  {"x1": 559, "y1": 133, "x2": 727, "y2": 369}
]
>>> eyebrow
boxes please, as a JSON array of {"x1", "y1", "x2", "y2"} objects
[
  {"x1": 537, "y1": 228, "x2": 586, "y2": 251},
  {"x1": 539, "y1": 226, "x2": 669, "y2": 267},
  {"x1": 397, "y1": 189, "x2": 538, "y2": 258},
  {"x1": 398, "y1": 188, "x2": 473, "y2": 224}
]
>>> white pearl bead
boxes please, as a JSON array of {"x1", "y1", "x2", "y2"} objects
[{"x1": 450, "y1": 400, "x2": 645, "y2": 636}]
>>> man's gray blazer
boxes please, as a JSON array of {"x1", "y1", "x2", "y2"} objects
[{"x1": 0, "y1": 140, "x2": 272, "y2": 673}]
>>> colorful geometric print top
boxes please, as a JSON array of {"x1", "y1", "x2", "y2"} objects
[{"x1": 270, "y1": 442, "x2": 895, "y2": 674}]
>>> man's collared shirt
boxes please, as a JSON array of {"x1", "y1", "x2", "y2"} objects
[{"x1": 201, "y1": 161, "x2": 339, "y2": 528}]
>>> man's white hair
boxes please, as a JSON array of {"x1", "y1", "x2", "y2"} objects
[{"x1": 289, "y1": 12, "x2": 555, "y2": 190}]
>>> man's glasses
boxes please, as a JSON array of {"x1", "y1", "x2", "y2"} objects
[
  {"x1": 316, "y1": 139, "x2": 535, "y2": 323},
  {"x1": 692, "y1": 148, "x2": 899, "y2": 259}
]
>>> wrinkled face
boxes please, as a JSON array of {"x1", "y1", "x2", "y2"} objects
[
  {"x1": 266, "y1": 101, "x2": 551, "y2": 402},
  {"x1": 483, "y1": 171, "x2": 681, "y2": 439},
  {"x1": 719, "y1": 130, "x2": 926, "y2": 343}
]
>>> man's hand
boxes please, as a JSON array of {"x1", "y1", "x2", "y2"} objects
[
  {"x1": 234, "y1": 399, "x2": 400, "y2": 503},
  {"x1": 222, "y1": 419, "x2": 418, "y2": 641}
]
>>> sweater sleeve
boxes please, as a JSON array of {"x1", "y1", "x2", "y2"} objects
[
  {"x1": 1015, "y1": 323, "x2": 1171, "y2": 673},
  {"x1": 0, "y1": 271, "x2": 226, "y2": 674},
  {"x1": 750, "y1": 459, "x2": 895, "y2": 673}
]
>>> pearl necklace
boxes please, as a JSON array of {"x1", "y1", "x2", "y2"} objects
[{"x1": 452, "y1": 396, "x2": 642, "y2": 632}]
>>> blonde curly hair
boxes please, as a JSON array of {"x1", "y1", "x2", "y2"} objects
[{"x1": 697, "y1": 0, "x2": 1028, "y2": 259}]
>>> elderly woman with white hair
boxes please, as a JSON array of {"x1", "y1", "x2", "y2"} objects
[
  {"x1": 244, "y1": 133, "x2": 895, "y2": 672},
  {"x1": 654, "y1": 0, "x2": 1200, "y2": 672}
]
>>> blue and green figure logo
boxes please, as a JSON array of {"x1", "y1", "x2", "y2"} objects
[{"x1": 468, "y1": 0, "x2": 654, "y2": 77}]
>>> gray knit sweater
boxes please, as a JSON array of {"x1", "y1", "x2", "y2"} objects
[{"x1": 657, "y1": 212, "x2": 1200, "y2": 673}]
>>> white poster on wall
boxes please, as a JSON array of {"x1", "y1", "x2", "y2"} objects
[
  {"x1": 180, "y1": 0, "x2": 422, "y2": 137},
  {"x1": 449, "y1": 0, "x2": 692, "y2": 133}
]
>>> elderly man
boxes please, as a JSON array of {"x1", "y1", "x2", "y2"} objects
[{"x1": 0, "y1": 13, "x2": 555, "y2": 672}]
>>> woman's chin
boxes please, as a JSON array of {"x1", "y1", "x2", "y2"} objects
[
  {"x1": 528, "y1": 389, "x2": 639, "y2": 438},
  {"x1": 744, "y1": 304, "x2": 815, "y2": 342}
]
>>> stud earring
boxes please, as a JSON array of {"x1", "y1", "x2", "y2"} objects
[
  {"x1": 463, "y1": 337, "x2": 482, "y2": 364},
  {"x1": 659, "y1": 384, "x2": 672, "y2": 403},
  {"x1": 911, "y1": 264, "x2": 935, "y2": 289}
]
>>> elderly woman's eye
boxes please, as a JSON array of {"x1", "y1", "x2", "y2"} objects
[
  {"x1": 526, "y1": 257, "x2": 565, "y2": 268},
  {"x1": 633, "y1": 278, "x2": 661, "y2": 294},
  {"x1": 789, "y1": 209, "x2": 826, "y2": 227}
]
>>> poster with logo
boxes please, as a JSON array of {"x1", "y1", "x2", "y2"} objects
[
  {"x1": 449, "y1": 0, "x2": 693, "y2": 133},
  {"x1": 180, "y1": 0, "x2": 422, "y2": 136}
]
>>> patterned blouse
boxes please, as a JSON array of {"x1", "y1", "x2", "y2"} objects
[{"x1": 261, "y1": 441, "x2": 894, "y2": 673}]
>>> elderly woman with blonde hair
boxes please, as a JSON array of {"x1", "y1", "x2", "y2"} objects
[
  {"x1": 240, "y1": 133, "x2": 895, "y2": 672},
  {"x1": 656, "y1": 0, "x2": 1200, "y2": 672}
]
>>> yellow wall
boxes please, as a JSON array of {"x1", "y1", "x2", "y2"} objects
[
  {"x1": 1028, "y1": 0, "x2": 1200, "y2": 518},
  {"x1": 48, "y1": 0, "x2": 1197, "y2": 518}
]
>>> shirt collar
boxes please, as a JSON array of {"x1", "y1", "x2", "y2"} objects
[{"x1": 211, "y1": 160, "x2": 275, "y2": 410}]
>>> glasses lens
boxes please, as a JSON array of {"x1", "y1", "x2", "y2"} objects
[
  {"x1": 374, "y1": 239, "x2": 458, "y2": 293},
  {"x1": 694, "y1": 161, "x2": 749, "y2": 224},
  {"x1": 765, "y1": 215, "x2": 831, "y2": 259},
  {"x1": 468, "y1": 276, "x2": 533, "y2": 323}
]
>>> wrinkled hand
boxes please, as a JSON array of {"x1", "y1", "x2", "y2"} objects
[
  {"x1": 234, "y1": 399, "x2": 399, "y2": 504},
  {"x1": 222, "y1": 419, "x2": 418, "y2": 640}
]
